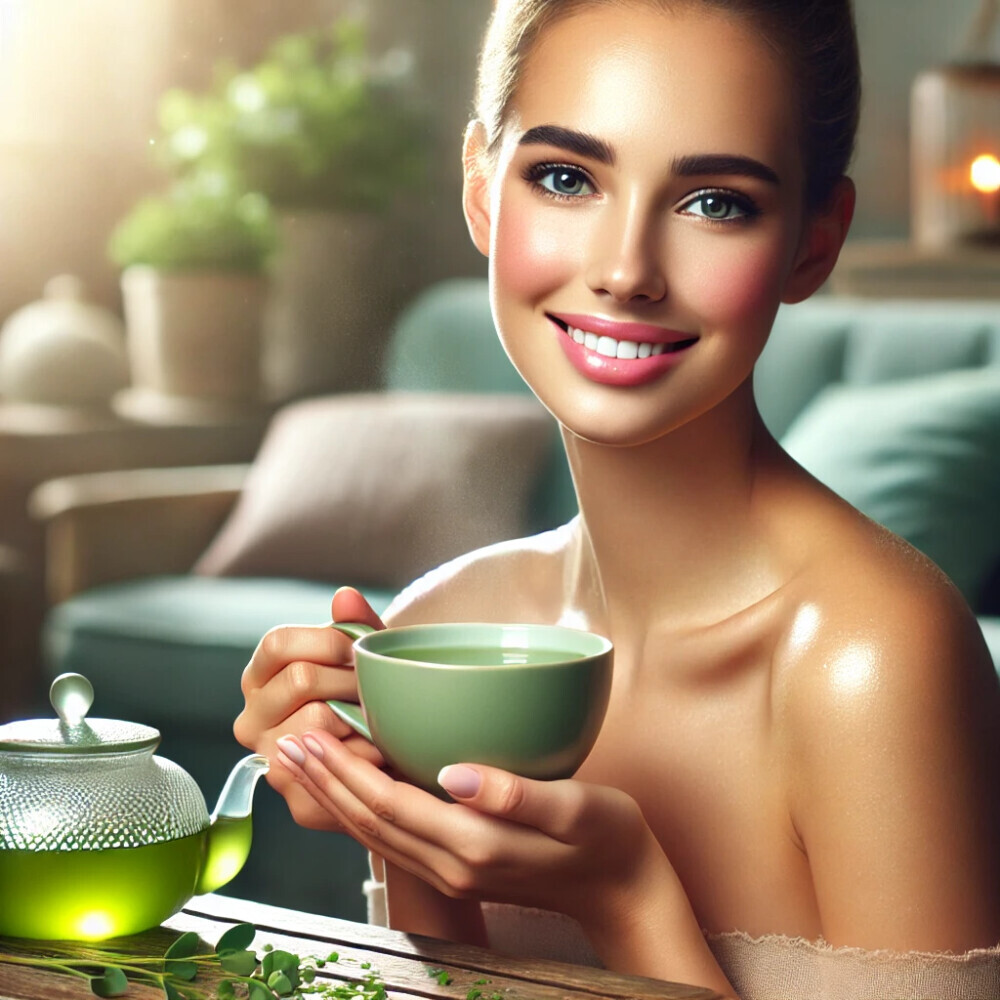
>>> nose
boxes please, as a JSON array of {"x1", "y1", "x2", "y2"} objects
[{"x1": 585, "y1": 196, "x2": 667, "y2": 304}]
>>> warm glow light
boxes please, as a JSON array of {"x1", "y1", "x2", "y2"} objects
[
  {"x1": 970, "y1": 154, "x2": 1000, "y2": 194},
  {"x1": 77, "y1": 911, "x2": 115, "y2": 940}
]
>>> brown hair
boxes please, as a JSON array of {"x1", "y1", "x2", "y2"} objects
[{"x1": 474, "y1": 0, "x2": 860, "y2": 208}]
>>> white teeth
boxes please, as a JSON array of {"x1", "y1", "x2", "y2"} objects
[
  {"x1": 596, "y1": 335, "x2": 618, "y2": 358},
  {"x1": 565, "y1": 322, "x2": 682, "y2": 359}
]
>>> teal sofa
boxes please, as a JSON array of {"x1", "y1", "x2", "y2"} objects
[{"x1": 31, "y1": 278, "x2": 1000, "y2": 918}]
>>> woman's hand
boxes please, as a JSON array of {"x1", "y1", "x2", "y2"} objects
[
  {"x1": 275, "y1": 727, "x2": 737, "y2": 993},
  {"x1": 272, "y1": 728, "x2": 673, "y2": 933},
  {"x1": 233, "y1": 587, "x2": 386, "y2": 832}
]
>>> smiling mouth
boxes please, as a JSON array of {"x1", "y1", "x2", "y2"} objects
[{"x1": 548, "y1": 316, "x2": 699, "y2": 359}]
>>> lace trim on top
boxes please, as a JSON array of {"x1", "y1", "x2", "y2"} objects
[{"x1": 704, "y1": 929, "x2": 1000, "y2": 1000}]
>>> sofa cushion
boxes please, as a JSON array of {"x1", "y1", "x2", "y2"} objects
[
  {"x1": 843, "y1": 313, "x2": 992, "y2": 386},
  {"x1": 980, "y1": 618, "x2": 1000, "y2": 671},
  {"x1": 754, "y1": 309, "x2": 848, "y2": 439},
  {"x1": 781, "y1": 367, "x2": 1000, "y2": 606},
  {"x1": 193, "y1": 393, "x2": 554, "y2": 589}
]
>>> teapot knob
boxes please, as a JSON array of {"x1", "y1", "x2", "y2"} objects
[{"x1": 50, "y1": 672, "x2": 95, "y2": 726}]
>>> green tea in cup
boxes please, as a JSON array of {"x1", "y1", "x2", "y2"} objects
[{"x1": 327, "y1": 622, "x2": 613, "y2": 794}]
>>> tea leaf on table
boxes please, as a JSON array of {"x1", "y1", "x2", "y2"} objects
[
  {"x1": 247, "y1": 980, "x2": 274, "y2": 1000},
  {"x1": 164, "y1": 959, "x2": 198, "y2": 981},
  {"x1": 219, "y1": 949, "x2": 259, "y2": 976},
  {"x1": 216, "y1": 922, "x2": 256, "y2": 955},
  {"x1": 164, "y1": 932, "x2": 200, "y2": 960},
  {"x1": 88, "y1": 966, "x2": 128, "y2": 997},
  {"x1": 267, "y1": 970, "x2": 293, "y2": 994},
  {"x1": 263, "y1": 950, "x2": 300, "y2": 991}
]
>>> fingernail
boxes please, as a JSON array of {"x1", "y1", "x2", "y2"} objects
[
  {"x1": 303, "y1": 734, "x2": 325, "y2": 759},
  {"x1": 438, "y1": 764, "x2": 481, "y2": 799},
  {"x1": 276, "y1": 735, "x2": 305, "y2": 766}
]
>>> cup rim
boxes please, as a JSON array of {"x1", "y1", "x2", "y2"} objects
[{"x1": 353, "y1": 621, "x2": 612, "y2": 669}]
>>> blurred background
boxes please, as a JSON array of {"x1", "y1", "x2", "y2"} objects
[{"x1": 1, "y1": 0, "x2": 999, "y2": 923}]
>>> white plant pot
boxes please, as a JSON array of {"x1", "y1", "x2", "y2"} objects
[
  {"x1": 119, "y1": 266, "x2": 267, "y2": 411},
  {"x1": 263, "y1": 210, "x2": 387, "y2": 401}
]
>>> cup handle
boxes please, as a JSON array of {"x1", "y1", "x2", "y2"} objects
[
  {"x1": 325, "y1": 621, "x2": 377, "y2": 743},
  {"x1": 327, "y1": 700, "x2": 373, "y2": 742}
]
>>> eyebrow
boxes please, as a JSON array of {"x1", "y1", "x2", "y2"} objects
[
  {"x1": 671, "y1": 153, "x2": 781, "y2": 186},
  {"x1": 517, "y1": 126, "x2": 781, "y2": 186},
  {"x1": 518, "y1": 125, "x2": 616, "y2": 165}
]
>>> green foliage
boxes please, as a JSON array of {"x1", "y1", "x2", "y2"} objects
[
  {"x1": 157, "y1": 17, "x2": 429, "y2": 212},
  {"x1": 108, "y1": 173, "x2": 276, "y2": 272},
  {"x1": 0, "y1": 922, "x2": 398, "y2": 999},
  {"x1": 89, "y1": 966, "x2": 129, "y2": 997}
]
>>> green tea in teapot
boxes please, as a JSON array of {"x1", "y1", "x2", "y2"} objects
[
  {"x1": 0, "y1": 815, "x2": 253, "y2": 940},
  {"x1": 0, "y1": 674, "x2": 267, "y2": 940}
]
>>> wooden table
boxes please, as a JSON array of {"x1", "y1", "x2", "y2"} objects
[{"x1": 0, "y1": 893, "x2": 720, "y2": 999}]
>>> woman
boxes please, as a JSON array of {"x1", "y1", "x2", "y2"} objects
[{"x1": 235, "y1": 2, "x2": 1000, "y2": 995}]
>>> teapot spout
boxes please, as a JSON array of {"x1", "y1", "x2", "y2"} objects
[{"x1": 196, "y1": 754, "x2": 269, "y2": 895}]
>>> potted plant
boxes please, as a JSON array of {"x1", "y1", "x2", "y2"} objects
[
  {"x1": 109, "y1": 172, "x2": 276, "y2": 416},
  {"x1": 156, "y1": 17, "x2": 430, "y2": 400}
]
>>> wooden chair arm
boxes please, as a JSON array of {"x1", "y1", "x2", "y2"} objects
[{"x1": 28, "y1": 465, "x2": 249, "y2": 603}]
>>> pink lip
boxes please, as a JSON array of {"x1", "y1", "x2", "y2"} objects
[{"x1": 547, "y1": 314, "x2": 698, "y2": 388}]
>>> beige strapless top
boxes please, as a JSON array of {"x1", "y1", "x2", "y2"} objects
[{"x1": 365, "y1": 879, "x2": 1000, "y2": 999}]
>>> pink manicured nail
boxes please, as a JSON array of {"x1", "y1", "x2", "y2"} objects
[
  {"x1": 276, "y1": 736, "x2": 305, "y2": 766},
  {"x1": 303, "y1": 734, "x2": 325, "y2": 759},
  {"x1": 438, "y1": 764, "x2": 481, "y2": 798}
]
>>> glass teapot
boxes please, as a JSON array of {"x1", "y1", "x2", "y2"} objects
[{"x1": 0, "y1": 673, "x2": 269, "y2": 940}]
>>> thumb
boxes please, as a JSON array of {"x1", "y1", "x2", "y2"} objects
[{"x1": 331, "y1": 586, "x2": 386, "y2": 631}]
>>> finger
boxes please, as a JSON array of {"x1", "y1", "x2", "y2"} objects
[
  {"x1": 437, "y1": 764, "x2": 597, "y2": 842},
  {"x1": 235, "y1": 671, "x2": 357, "y2": 753},
  {"x1": 331, "y1": 586, "x2": 386, "y2": 630},
  {"x1": 277, "y1": 735, "x2": 455, "y2": 892},
  {"x1": 241, "y1": 622, "x2": 357, "y2": 695},
  {"x1": 301, "y1": 733, "x2": 575, "y2": 902}
]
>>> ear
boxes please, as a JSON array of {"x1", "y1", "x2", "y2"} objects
[
  {"x1": 781, "y1": 177, "x2": 856, "y2": 304},
  {"x1": 462, "y1": 120, "x2": 493, "y2": 258}
]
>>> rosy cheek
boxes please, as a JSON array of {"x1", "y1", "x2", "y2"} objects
[
  {"x1": 493, "y1": 199, "x2": 581, "y2": 303},
  {"x1": 678, "y1": 240, "x2": 787, "y2": 326}
]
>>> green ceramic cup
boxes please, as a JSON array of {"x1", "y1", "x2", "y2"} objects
[{"x1": 327, "y1": 622, "x2": 613, "y2": 794}]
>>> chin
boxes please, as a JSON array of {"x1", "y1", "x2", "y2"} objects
[{"x1": 547, "y1": 393, "x2": 692, "y2": 450}]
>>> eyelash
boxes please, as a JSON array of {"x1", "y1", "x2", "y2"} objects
[
  {"x1": 522, "y1": 162, "x2": 761, "y2": 226},
  {"x1": 522, "y1": 162, "x2": 596, "y2": 201},
  {"x1": 678, "y1": 188, "x2": 761, "y2": 225}
]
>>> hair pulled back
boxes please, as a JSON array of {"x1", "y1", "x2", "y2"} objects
[{"x1": 474, "y1": 0, "x2": 860, "y2": 209}]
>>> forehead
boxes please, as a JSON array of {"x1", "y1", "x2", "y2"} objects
[{"x1": 507, "y1": 4, "x2": 800, "y2": 174}]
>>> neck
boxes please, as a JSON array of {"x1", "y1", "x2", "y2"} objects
[{"x1": 561, "y1": 381, "x2": 786, "y2": 637}]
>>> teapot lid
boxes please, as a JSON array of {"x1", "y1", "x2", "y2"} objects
[{"x1": 0, "y1": 673, "x2": 159, "y2": 755}]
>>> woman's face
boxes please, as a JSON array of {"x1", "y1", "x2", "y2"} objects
[{"x1": 465, "y1": 3, "x2": 841, "y2": 447}]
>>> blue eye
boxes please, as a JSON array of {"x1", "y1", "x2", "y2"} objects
[
  {"x1": 532, "y1": 165, "x2": 594, "y2": 198},
  {"x1": 680, "y1": 191, "x2": 755, "y2": 222}
]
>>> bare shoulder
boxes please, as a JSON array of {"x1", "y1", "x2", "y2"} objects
[
  {"x1": 382, "y1": 522, "x2": 575, "y2": 627},
  {"x1": 771, "y1": 512, "x2": 1000, "y2": 947},
  {"x1": 774, "y1": 516, "x2": 997, "y2": 736}
]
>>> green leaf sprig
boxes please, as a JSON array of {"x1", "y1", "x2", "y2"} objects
[{"x1": 0, "y1": 923, "x2": 394, "y2": 999}]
